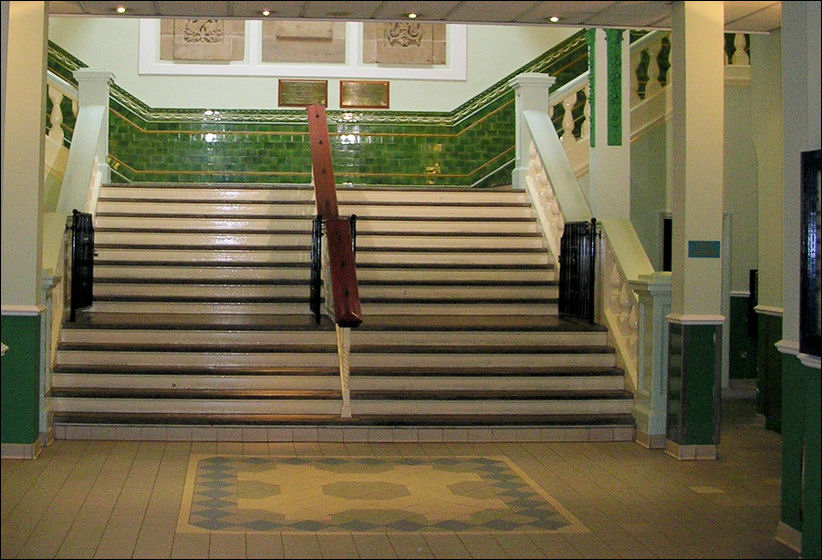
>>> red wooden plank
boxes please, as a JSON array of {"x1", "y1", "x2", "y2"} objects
[
  {"x1": 325, "y1": 218, "x2": 362, "y2": 328},
  {"x1": 306, "y1": 104, "x2": 339, "y2": 220}
]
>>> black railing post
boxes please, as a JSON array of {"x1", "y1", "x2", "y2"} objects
[
  {"x1": 558, "y1": 217, "x2": 598, "y2": 324},
  {"x1": 349, "y1": 214, "x2": 357, "y2": 255},
  {"x1": 69, "y1": 209, "x2": 95, "y2": 321},
  {"x1": 310, "y1": 214, "x2": 323, "y2": 324}
]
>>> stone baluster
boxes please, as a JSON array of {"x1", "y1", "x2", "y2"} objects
[
  {"x1": 561, "y1": 91, "x2": 577, "y2": 147},
  {"x1": 580, "y1": 84, "x2": 591, "y2": 139},
  {"x1": 602, "y1": 238, "x2": 639, "y2": 388},
  {"x1": 630, "y1": 48, "x2": 642, "y2": 103},
  {"x1": 731, "y1": 33, "x2": 750, "y2": 65},
  {"x1": 645, "y1": 38, "x2": 662, "y2": 98},
  {"x1": 47, "y1": 84, "x2": 65, "y2": 145}
]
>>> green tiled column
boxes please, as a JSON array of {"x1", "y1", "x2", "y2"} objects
[
  {"x1": 778, "y1": 355, "x2": 820, "y2": 558},
  {"x1": 755, "y1": 308, "x2": 783, "y2": 432},
  {"x1": 1, "y1": 314, "x2": 42, "y2": 454},
  {"x1": 666, "y1": 320, "x2": 722, "y2": 459},
  {"x1": 728, "y1": 292, "x2": 757, "y2": 380}
]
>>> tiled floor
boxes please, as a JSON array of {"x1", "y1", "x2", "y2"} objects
[{"x1": 1, "y1": 398, "x2": 800, "y2": 559}]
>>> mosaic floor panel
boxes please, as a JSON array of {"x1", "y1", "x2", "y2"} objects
[{"x1": 177, "y1": 455, "x2": 589, "y2": 534}]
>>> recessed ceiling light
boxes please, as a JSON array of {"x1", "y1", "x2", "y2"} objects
[
  {"x1": 407, "y1": 13, "x2": 418, "y2": 19},
  {"x1": 548, "y1": 16, "x2": 561, "y2": 23},
  {"x1": 115, "y1": 6, "x2": 127, "y2": 14},
  {"x1": 261, "y1": 9, "x2": 271, "y2": 17}
]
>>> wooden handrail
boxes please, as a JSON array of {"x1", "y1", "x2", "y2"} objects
[{"x1": 306, "y1": 104, "x2": 362, "y2": 328}]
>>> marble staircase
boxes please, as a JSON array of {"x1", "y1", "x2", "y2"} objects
[{"x1": 50, "y1": 182, "x2": 634, "y2": 441}]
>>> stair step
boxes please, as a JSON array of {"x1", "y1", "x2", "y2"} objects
[
  {"x1": 50, "y1": 410, "x2": 635, "y2": 428},
  {"x1": 50, "y1": 182, "x2": 630, "y2": 438}
]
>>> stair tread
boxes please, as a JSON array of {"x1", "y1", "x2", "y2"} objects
[
  {"x1": 59, "y1": 342, "x2": 338, "y2": 353},
  {"x1": 53, "y1": 364, "x2": 340, "y2": 375},
  {"x1": 66, "y1": 312, "x2": 335, "y2": 330},
  {"x1": 51, "y1": 411, "x2": 635, "y2": 427},
  {"x1": 350, "y1": 389, "x2": 633, "y2": 400},
  {"x1": 51, "y1": 388, "x2": 342, "y2": 399}
]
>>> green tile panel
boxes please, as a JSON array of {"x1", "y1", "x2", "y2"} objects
[{"x1": 48, "y1": 32, "x2": 588, "y2": 186}]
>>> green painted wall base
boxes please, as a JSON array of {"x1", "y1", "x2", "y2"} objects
[
  {"x1": 780, "y1": 354, "x2": 820, "y2": 559},
  {"x1": 729, "y1": 294, "x2": 757, "y2": 379},
  {"x1": 666, "y1": 322, "x2": 722, "y2": 447},
  {"x1": 1, "y1": 314, "x2": 42, "y2": 446},
  {"x1": 756, "y1": 312, "x2": 783, "y2": 433}
]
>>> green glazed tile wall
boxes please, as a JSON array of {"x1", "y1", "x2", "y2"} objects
[{"x1": 47, "y1": 32, "x2": 588, "y2": 187}]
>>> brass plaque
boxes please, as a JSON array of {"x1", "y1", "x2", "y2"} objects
[
  {"x1": 340, "y1": 80, "x2": 389, "y2": 109},
  {"x1": 278, "y1": 79, "x2": 328, "y2": 107}
]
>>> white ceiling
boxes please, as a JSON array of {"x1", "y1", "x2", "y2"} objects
[{"x1": 48, "y1": 1, "x2": 782, "y2": 33}]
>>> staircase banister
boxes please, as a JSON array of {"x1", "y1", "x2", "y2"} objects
[
  {"x1": 597, "y1": 218, "x2": 654, "y2": 283},
  {"x1": 629, "y1": 29, "x2": 669, "y2": 53},
  {"x1": 523, "y1": 109, "x2": 591, "y2": 222},
  {"x1": 547, "y1": 72, "x2": 589, "y2": 107},
  {"x1": 47, "y1": 70, "x2": 78, "y2": 98}
]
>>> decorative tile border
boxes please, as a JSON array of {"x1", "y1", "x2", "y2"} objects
[{"x1": 176, "y1": 455, "x2": 590, "y2": 534}]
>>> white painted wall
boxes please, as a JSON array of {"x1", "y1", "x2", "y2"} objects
[{"x1": 48, "y1": 17, "x2": 578, "y2": 112}]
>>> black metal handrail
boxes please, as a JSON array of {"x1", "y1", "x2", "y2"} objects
[
  {"x1": 310, "y1": 214, "x2": 323, "y2": 324},
  {"x1": 558, "y1": 217, "x2": 598, "y2": 324},
  {"x1": 309, "y1": 213, "x2": 358, "y2": 325},
  {"x1": 68, "y1": 209, "x2": 94, "y2": 321}
]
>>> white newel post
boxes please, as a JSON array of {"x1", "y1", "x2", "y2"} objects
[
  {"x1": 630, "y1": 272, "x2": 672, "y2": 448},
  {"x1": 508, "y1": 73, "x2": 555, "y2": 190},
  {"x1": 58, "y1": 68, "x2": 113, "y2": 217},
  {"x1": 75, "y1": 69, "x2": 112, "y2": 183}
]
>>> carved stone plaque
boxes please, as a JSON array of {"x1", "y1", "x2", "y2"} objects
[
  {"x1": 262, "y1": 21, "x2": 346, "y2": 63},
  {"x1": 160, "y1": 19, "x2": 245, "y2": 61},
  {"x1": 363, "y1": 23, "x2": 446, "y2": 65}
]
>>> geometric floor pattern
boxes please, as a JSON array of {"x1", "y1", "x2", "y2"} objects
[{"x1": 177, "y1": 456, "x2": 589, "y2": 534}]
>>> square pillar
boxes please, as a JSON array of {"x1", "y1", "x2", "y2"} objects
[
  {"x1": 666, "y1": 1, "x2": 725, "y2": 459},
  {"x1": 508, "y1": 73, "x2": 555, "y2": 189}
]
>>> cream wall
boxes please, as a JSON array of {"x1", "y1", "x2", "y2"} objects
[{"x1": 47, "y1": 17, "x2": 578, "y2": 112}]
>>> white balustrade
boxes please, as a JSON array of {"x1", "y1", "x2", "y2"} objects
[
  {"x1": 525, "y1": 141, "x2": 564, "y2": 264},
  {"x1": 600, "y1": 233, "x2": 639, "y2": 390}
]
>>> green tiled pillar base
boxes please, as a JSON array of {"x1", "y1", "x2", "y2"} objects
[
  {"x1": 1, "y1": 314, "x2": 42, "y2": 455},
  {"x1": 666, "y1": 321, "x2": 722, "y2": 459},
  {"x1": 756, "y1": 311, "x2": 783, "y2": 432},
  {"x1": 780, "y1": 354, "x2": 820, "y2": 559},
  {"x1": 729, "y1": 294, "x2": 756, "y2": 380}
]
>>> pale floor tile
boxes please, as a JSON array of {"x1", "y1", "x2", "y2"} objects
[
  {"x1": 268, "y1": 441, "x2": 297, "y2": 455},
  {"x1": 94, "y1": 519, "x2": 142, "y2": 558},
  {"x1": 246, "y1": 532, "x2": 285, "y2": 559},
  {"x1": 317, "y1": 532, "x2": 360, "y2": 558},
  {"x1": 55, "y1": 441, "x2": 141, "y2": 559},
  {"x1": 209, "y1": 531, "x2": 247, "y2": 559},
  {"x1": 132, "y1": 521, "x2": 175, "y2": 559},
  {"x1": 216, "y1": 441, "x2": 244, "y2": 454},
  {"x1": 170, "y1": 532, "x2": 210, "y2": 559},
  {"x1": 351, "y1": 532, "x2": 398, "y2": 558},
  {"x1": 281, "y1": 533, "x2": 322, "y2": 558},
  {"x1": 386, "y1": 533, "x2": 435, "y2": 558},
  {"x1": 527, "y1": 532, "x2": 586, "y2": 559},
  {"x1": 318, "y1": 441, "x2": 349, "y2": 456},
  {"x1": 421, "y1": 533, "x2": 471, "y2": 559},
  {"x1": 561, "y1": 533, "x2": 623, "y2": 559},
  {"x1": 492, "y1": 531, "x2": 548, "y2": 558},
  {"x1": 454, "y1": 531, "x2": 507, "y2": 558},
  {"x1": 15, "y1": 441, "x2": 112, "y2": 559},
  {"x1": 243, "y1": 441, "x2": 269, "y2": 455}
]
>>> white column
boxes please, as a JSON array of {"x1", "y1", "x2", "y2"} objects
[
  {"x1": 669, "y1": 1, "x2": 725, "y2": 321},
  {"x1": 1, "y1": 1, "x2": 48, "y2": 310},
  {"x1": 508, "y1": 73, "x2": 555, "y2": 190},
  {"x1": 588, "y1": 28, "x2": 631, "y2": 220}
]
